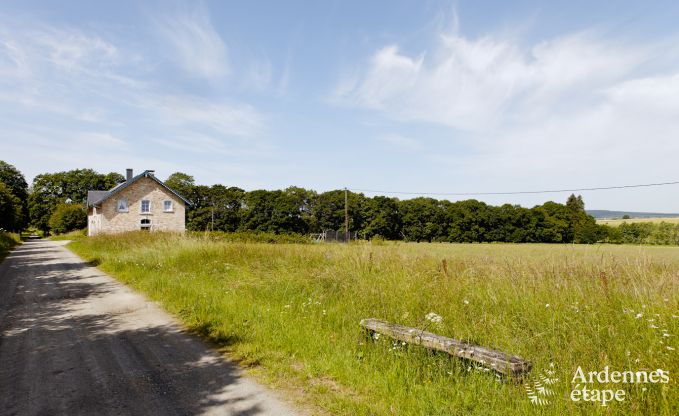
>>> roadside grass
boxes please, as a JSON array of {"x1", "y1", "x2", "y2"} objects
[
  {"x1": 598, "y1": 217, "x2": 679, "y2": 227},
  {"x1": 48, "y1": 229, "x2": 87, "y2": 241},
  {"x1": 69, "y1": 233, "x2": 678, "y2": 415},
  {"x1": 0, "y1": 231, "x2": 20, "y2": 261}
]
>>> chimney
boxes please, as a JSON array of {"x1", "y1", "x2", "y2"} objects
[{"x1": 126, "y1": 168, "x2": 133, "y2": 182}]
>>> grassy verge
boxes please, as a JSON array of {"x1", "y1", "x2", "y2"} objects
[
  {"x1": 48, "y1": 229, "x2": 87, "y2": 241},
  {"x1": 0, "y1": 231, "x2": 21, "y2": 261},
  {"x1": 69, "y1": 233, "x2": 678, "y2": 415}
]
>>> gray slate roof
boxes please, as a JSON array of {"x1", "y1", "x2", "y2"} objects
[
  {"x1": 86, "y1": 190, "x2": 109, "y2": 207},
  {"x1": 87, "y1": 170, "x2": 192, "y2": 207}
]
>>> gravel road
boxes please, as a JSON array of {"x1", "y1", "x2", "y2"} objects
[{"x1": 0, "y1": 239, "x2": 299, "y2": 416}]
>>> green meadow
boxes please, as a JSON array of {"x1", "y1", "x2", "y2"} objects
[{"x1": 69, "y1": 233, "x2": 678, "y2": 415}]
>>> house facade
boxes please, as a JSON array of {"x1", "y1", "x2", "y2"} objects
[{"x1": 87, "y1": 169, "x2": 190, "y2": 236}]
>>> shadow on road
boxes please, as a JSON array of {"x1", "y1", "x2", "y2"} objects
[{"x1": 0, "y1": 239, "x2": 289, "y2": 416}]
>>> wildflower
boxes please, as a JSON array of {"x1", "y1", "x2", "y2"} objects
[
  {"x1": 667, "y1": 346, "x2": 675, "y2": 351},
  {"x1": 662, "y1": 333, "x2": 671, "y2": 338},
  {"x1": 463, "y1": 299, "x2": 469, "y2": 305},
  {"x1": 283, "y1": 304, "x2": 291, "y2": 309},
  {"x1": 625, "y1": 350, "x2": 631, "y2": 356},
  {"x1": 635, "y1": 313, "x2": 643, "y2": 319},
  {"x1": 425, "y1": 312, "x2": 443, "y2": 324},
  {"x1": 650, "y1": 324, "x2": 659, "y2": 329},
  {"x1": 545, "y1": 304, "x2": 550, "y2": 308},
  {"x1": 373, "y1": 333, "x2": 381, "y2": 341},
  {"x1": 642, "y1": 387, "x2": 647, "y2": 392}
]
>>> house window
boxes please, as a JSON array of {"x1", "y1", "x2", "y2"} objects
[
  {"x1": 141, "y1": 218, "x2": 151, "y2": 231},
  {"x1": 117, "y1": 199, "x2": 128, "y2": 212},
  {"x1": 141, "y1": 200, "x2": 151, "y2": 213},
  {"x1": 163, "y1": 200, "x2": 173, "y2": 212}
]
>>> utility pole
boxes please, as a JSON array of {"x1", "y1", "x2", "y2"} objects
[{"x1": 344, "y1": 188, "x2": 349, "y2": 242}]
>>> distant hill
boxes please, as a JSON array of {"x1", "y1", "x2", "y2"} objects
[{"x1": 587, "y1": 210, "x2": 679, "y2": 219}]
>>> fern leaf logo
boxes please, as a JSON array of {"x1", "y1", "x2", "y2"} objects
[{"x1": 525, "y1": 364, "x2": 559, "y2": 406}]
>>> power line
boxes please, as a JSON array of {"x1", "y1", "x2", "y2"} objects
[{"x1": 348, "y1": 180, "x2": 679, "y2": 197}]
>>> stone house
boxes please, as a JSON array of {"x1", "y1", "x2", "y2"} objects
[{"x1": 86, "y1": 169, "x2": 191, "y2": 236}]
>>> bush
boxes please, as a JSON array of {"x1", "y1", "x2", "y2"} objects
[
  {"x1": 48, "y1": 203, "x2": 87, "y2": 235},
  {"x1": 0, "y1": 231, "x2": 20, "y2": 260}
]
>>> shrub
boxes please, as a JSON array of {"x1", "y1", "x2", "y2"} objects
[{"x1": 48, "y1": 203, "x2": 87, "y2": 235}]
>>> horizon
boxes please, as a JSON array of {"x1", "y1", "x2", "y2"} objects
[{"x1": 2, "y1": 1, "x2": 679, "y2": 211}]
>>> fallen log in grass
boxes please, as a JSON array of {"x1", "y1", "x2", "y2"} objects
[{"x1": 360, "y1": 318, "x2": 532, "y2": 377}]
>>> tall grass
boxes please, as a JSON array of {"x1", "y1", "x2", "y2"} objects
[
  {"x1": 69, "y1": 233, "x2": 678, "y2": 415},
  {"x1": 0, "y1": 231, "x2": 20, "y2": 260}
]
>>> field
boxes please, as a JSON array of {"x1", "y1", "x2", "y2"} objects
[
  {"x1": 69, "y1": 233, "x2": 678, "y2": 415},
  {"x1": 597, "y1": 217, "x2": 679, "y2": 227}
]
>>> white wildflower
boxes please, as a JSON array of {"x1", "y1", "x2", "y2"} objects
[
  {"x1": 635, "y1": 313, "x2": 643, "y2": 319},
  {"x1": 650, "y1": 324, "x2": 659, "y2": 329},
  {"x1": 545, "y1": 304, "x2": 550, "y2": 308},
  {"x1": 283, "y1": 304, "x2": 291, "y2": 309},
  {"x1": 463, "y1": 299, "x2": 469, "y2": 305},
  {"x1": 667, "y1": 346, "x2": 675, "y2": 351},
  {"x1": 662, "y1": 333, "x2": 671, "y2": 338},
  {"x1": 425, "y1": 312, "x2": 443, "y2": 324}
]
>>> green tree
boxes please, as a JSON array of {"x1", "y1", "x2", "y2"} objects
[
  {"x1": 311, "y1": 190, "x2": 365, "y2": 233},
  {"x1": 0, "y1": 182, "x2": 22, "y2": 231},
  {"x1": 400, "y1": 197, "x2": 445, "y2": 242},
  {"x1": 29, "y1": 169, "x2": 123, "y2": 233},
  {"x1": 48, "y1": 203, "x2": 87, "y2": 234},
  {"x1": 0, "y1": 161, "x2": 29, "y2": 230},
  {"x1": 165, "y1": 172, "x2": 195, "y2": 201},
  {"x1": 361, "y1": 196, "x2": 402, "y2": 240}
]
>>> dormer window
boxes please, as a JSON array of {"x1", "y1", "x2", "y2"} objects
[
  {"x1": 117, "y1": 198, "x2": 128, "y2": 212},
  {"x1": 141, "y1": 200, "x2": 151, "y2": 213},
  {"x1": 163, "y1": 200, "x2": 173, "y2": 212}
]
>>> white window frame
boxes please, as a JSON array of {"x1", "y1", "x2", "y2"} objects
[
  {"x1": 117, "y1": 198, "x2": 128, "y2": 213},
  {"x1": 163, "y1": 200, "x2": 173, "y2": 212},
  {"x1": 140, "y1": 199, "x2": 151, "y2": 213}
]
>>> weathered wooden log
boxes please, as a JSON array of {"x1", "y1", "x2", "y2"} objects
[{"x1": 360, "y1": 318, "x2": 532, "y2": 377}]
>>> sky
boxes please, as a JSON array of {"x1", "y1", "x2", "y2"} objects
[{"x1": 1, "y1": 0, "x2": 679, "y2": 211}]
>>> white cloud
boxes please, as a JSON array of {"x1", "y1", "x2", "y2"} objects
[
  {"x1": 138, "y1": 93, "x2": 263, "y2": 138},
  {"x1": 0, "y1": 15, "x2": 268, "y2": 185},
  {"x1": 152, "y1": 4, "x2": 228, "y2": 79},
  {"x1": 336, "y1": 30, "x2": 652, "y2": 130},
  {"x1": 336, "y1": 24, "x2": 679, "y2": 210}
]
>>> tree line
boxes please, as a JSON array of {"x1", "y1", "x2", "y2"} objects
[
  {"x1": 2, "y1": 161, "x2": 674, "y2": 245},
  {"x1": 164, "y1": 172, "x2": 602, "y2": 243}
]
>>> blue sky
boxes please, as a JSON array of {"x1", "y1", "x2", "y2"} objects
[{"x1": 2, "y1": 1, "x2": 679, "y2": 211}]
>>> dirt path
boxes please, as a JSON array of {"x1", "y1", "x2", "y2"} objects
[{"x1": 0, "y1": 239, "x2": 299, "y2": 416}]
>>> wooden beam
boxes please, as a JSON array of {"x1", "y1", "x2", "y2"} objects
[{"x1": 360, "y1": 318, "x2": 532, "y2": 377}]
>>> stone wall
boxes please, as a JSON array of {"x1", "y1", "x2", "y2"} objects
[{"x1": 88, "y1": 177, "x2": 186, "y2": 235}]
